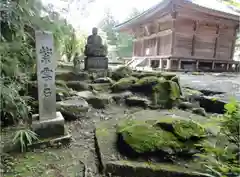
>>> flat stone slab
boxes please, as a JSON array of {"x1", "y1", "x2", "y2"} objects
[{"x1": 95, "y1": 109, "x2": 214, "y2": 177}]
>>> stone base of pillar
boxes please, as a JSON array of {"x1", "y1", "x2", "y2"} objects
[{"x1": 32, "y1": 112, "x2": 66, "y2": 139}]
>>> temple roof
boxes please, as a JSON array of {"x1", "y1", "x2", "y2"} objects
[{"x1": 115, "y1": 0, "x2": 240, "y2": 31}]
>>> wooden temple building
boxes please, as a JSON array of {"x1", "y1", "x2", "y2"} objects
[{"x1": 115, "y1": 0, "x2": 240, "y2": 72}]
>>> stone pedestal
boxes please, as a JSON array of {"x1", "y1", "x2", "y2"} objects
[
  {"x1": 84, "y1": 56, "x2": 108, "y2": 70},
  {"x1": 31, "y1": 112, "x2": 65, "y2": 139}
]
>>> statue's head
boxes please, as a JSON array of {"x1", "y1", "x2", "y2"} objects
[{"x1": 92, "y1": 27, "x2": 98, "y2": 35}]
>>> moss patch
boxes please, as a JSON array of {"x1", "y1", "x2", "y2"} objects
[
  {"x1": 112, "y1": 77, "x2": 138, "y2": 92},
  {"x1": 112, "y1": 66, "x2": 132, "y2": 81},
  {"x1": 117, "y1": 117, "x2": 207, "y2": 155},
  {"x1": 173, "y1": 120, "x2": 207, "y2": 140}
]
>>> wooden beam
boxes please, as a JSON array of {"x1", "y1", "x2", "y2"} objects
[
  {"x1": 144, "y1": 25, "x2": 150, "y2": 36},
  {"x1": 133, "y1": 29, "x2": 172, "y2": 41}
]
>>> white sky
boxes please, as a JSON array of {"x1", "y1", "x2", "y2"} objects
[{"x1": 42, "y1": 0, "x2": 160, "y2": 33}]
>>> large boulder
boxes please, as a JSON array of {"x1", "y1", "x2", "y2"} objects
[
  {"x1": 56, "y1": 98, "x2": 89, "y2": 121},
  {"x1": 117, "y1": 117, "x2": 207, "y2": 157},
  {"x1": 112, "y1": 77, "x2": 138, "y2": 93},
  {"x1": 111, "y1": 66, "x2": 132, "y2": 81},
  {"x1": 132, "y1": 76, "x2": 164, "y2": 94}
]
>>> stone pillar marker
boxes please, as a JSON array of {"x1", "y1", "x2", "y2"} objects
[
  {"x1": 35, "y1": 31, "x2": 56, "y2": 120},
  {"x1": 32, "y1": 30, "x2": 67, "y2": 140}
]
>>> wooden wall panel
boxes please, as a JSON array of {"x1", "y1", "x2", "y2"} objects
[
  {"x1": 159, "y1": 34, "x2": 172, "y2": 55},
  {"x1": 175, "y1": 18, "x2": 194, "y2": 34},
  {"x1": 194, "y1": 36, "x2": 215, "y2": 58},
  {"x1": 159, "y1": 21, "x2": 172, "y2": 31},
  {"x1": 174, "y1": 33, "x2": 192, "y2": 56}
]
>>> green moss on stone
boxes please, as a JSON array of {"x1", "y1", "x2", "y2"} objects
[
  {"x1": 161, "y1": 72, "x2": 176, "y2": 80},
  {"x1": 173, "y1": 120, "x2": 207, "y2": 140},
  {"x1": 117, "y1": 117, "x2": 208, "y2": 154},
  {"x1": 119, "y1": 123, "x2": 181, "y2": 153},
  {"x1": 112, "y1": 66, "x2": 132, "y2": 81},
  {"x1": 112, "y1": 77, "x2": 138, "y2": 92}
]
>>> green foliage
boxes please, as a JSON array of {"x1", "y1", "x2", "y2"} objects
[
  {"x1": 99, "y1": 8, "x2": 142, "y2": 58},
  {"x1": 0, "y1": 79, "x2": 32, "y2": 125},
  {"x1": 195, "y1": 100, "x2": 240, "y2": 177},
  {"x1": 13, "y1": 129, "x2": 39, "y2": 152}
]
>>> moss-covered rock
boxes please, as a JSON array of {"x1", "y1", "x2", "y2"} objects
[
  {"x1": 112, "y1": 67, "x2": 132, "y2": 81},
  {"x1": 125, "y1": 96, "x2": 151, "y2": 108},
  {"x1": 192, "y1": 108, "x2": 207, "y2": 117},
  {"x1": 89, "y1": 83, "x2": 112, "y2": 92},
  {"x1": 66, "y1": 81, "x2": 89, "y2": 91},
  {"x1": 173, "y1": 120, "x2": 207, "y2": 140},
  {"x1": 93, "y1": 77, "x2": 115, "y2": 84},
  {"x1": 86, "y1": 94, "x2": 113, "y2": 109},
  {"x1": 112, "y1": 77, "x2": 138, "y2": 93},
  {"x1": 161, "y1": 72, "x2": 176, "y2": 80},
  {"x1": 56, "y1": 71, "x2": 89, "y2": 81},
  {"x1": 152, "y1": 80, "x2": 181, "y2": 108},
  {"x1": 117, "y1": 117, "x2": 206, "y2": 156},
  {"x1": 132, "y1": 72, "x2": 161, "y2": 79},
  {"x1": 118, "y1": 122, "x2": 180, "y2": 153},
  {"x1": 178, "y1": 101, "x2": 196, "y2": 110}
]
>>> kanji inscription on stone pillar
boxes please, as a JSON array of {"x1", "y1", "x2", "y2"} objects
[{"x1": 35, "y1": 31, "x2": 56, "y2": 120}]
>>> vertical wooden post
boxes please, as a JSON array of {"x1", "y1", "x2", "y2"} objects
[
  {"x1": 191, "y1": 21, "x2": 198, "y2": 56},
  {"x1": 213, "y1": 24, "x2": 220, "y2": 58},
  {"x1": 230, "y1": 25, "x2": 238, "y2": 60},
  {"x1": 171, "y1": 11, "x2": 177, "y2": 55}
]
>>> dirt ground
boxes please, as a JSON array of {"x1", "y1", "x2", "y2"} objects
[{"x1": 2, "y1": 106, "x2": 142, "y2": 177}]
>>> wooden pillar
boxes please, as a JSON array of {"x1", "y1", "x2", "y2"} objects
[
  {"x1": 213, "y1": 25, "x2": 220, "y2": 58},
  {"x1": 166, "y1": 59, "x2": 172, "y2": 70},
  {"x1": 159, "y1": 59, "x2": 163, "y2": 69},
  {"x1": 191, "y1": 21, "x2": 198, "y2": 56},
  {"x1": 212, "y1": 62, "x2": 215, "y2": 70},
  {"x1": 226, "y1": 63, "x2": 229, "y2": 71},
  {"x1": 171, "y1": 11, "x2": 177, "y2": 55},
  {"x1": 133, "y1": 41, "x2": 136, "y2": 57},
  {"x1": 230, "y1": 25, "x2": 238, "y2": 59},
  {"x1": 155, "y1": 38, "x2": 159, "y2": 56},
  {"x1": 196, "y1": 60, "x2": 199, "y2": 70},
  {"x1": 141, "y1": 40, "x2": 144, "y2": 56},
  {"x1": 178, "y1": 59, "x2": 181, "y2": 70}
]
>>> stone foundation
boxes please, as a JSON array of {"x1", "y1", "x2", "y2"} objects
[
  {"x1": 31, "y1": 112, "x2": 65, "y2": 139},
  {"x1": 84, "y1": 56, "x2": 108, "y2": 70}
]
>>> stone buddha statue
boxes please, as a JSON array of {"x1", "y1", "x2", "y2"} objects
[{"x1": 84, "y1": 27, "x2": 107, "y2": 57}]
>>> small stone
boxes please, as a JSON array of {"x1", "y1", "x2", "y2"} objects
[
  {"x1": 125, "y1": 96, "x2": 150, "y2": 108},
  {"x1": 192, "y1": 107, "x2": 207, "y2": 116},
  {"x1": 94, "y1": 77, "x2": 114, "y2": 84},
  {"x1": 178, "y1": 101, "x2": 196, "y2": 110}
]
